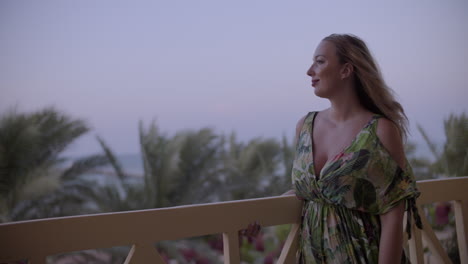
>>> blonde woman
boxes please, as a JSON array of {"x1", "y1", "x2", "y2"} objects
[{"x1": 245, "y1": 34, "x2": 422, "y2": 263}]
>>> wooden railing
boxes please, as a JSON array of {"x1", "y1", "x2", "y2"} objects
[
  {"x1": 1, "y1": 177, "x2": 467, "y2": 264},
  {"x1": 0, "y1": 195, "x2": 303, "y2": 264},
  {"x1": 409, "y1": 177, "x2": 468, "y2": 264}
]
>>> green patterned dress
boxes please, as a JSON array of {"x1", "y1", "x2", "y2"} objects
[{"x1": 292, "y1": 112, "x2": 422, "y2": 263}]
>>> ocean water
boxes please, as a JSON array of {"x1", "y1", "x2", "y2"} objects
[{"x1": 104, "y1": 153, "x2": 144, "y2": 175}]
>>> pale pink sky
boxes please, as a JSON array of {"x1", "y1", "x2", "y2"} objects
[{"x1": 1, "y1": 1, "x2": 467, "y2": 158}]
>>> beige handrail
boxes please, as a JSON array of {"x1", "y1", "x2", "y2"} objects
[
  {"x1": 0, "y1": 195, "x2": 303, "y2": 264},
  {"x1": 1, "y1": 177, "x2": 467, "y2": 264}
]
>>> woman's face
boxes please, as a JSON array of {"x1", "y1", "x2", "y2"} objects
[{"x1": 307, "y1": 40, "x2": 344, "y2": 98}]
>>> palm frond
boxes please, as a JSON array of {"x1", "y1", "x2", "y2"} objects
[
  {"x1": 417, "y1": 124, "x2": 440, "y2": 160},
  {"x1": 61, "y1": 154, "x2": 109, "y2": 181},
  {"x1": 96, "y1": 136, "x2": 127, "y2": 180}
]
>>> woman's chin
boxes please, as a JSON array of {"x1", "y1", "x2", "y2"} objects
[{"x1": 313, "y1": 89, "x2": 327, "y2": 98}]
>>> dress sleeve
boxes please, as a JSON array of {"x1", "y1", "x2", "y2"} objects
[{"x1": 358, "y1": 152, "x2": 422, "y2": 238}]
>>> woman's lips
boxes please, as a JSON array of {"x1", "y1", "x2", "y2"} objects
[{"x1": 312, "y1": 79, "x2": 319, "y2": 86}]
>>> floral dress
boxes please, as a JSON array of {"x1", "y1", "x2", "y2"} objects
[{"x1": 292, "y1": 112, "x2": 422, "y2": 263}]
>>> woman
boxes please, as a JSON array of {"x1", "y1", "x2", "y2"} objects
[
  {"x1": 245, "y1": 34, "x2": 422, "y2": 263},
  {"x1": 291, "y1": 33, "x2": 422, "y2": 263}
]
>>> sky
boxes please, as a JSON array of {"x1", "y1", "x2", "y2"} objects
[{"x1": 1, "y1": 0, "x2": 467, "y2": 158}]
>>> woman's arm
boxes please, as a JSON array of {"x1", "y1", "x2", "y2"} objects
[
  {"x1": 376, "y1": 118, "x2": 407, "y2": 263},
  {"x1": 379, "y1": 202, "x2": 405, "y2": 263}
]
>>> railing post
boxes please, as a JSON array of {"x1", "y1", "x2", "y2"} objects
[
  {"x1": 418, "y1": 208, "x2": 452, "y2": 263},
  {"x1": 277, "y1": 223, "x2": 300, "y2": 264},
  {"x1": 123, "y1": 243, "x2": 166, "y2": 264},
  {"x1": 409, "y1": 207, "x2": 424, "y2": 264},
  {"x1": 454, "y1": 200, "x2": 468, "y2": 264},
  {"x1": 223, "y1": 231, "x2": 240, "y2": 264}
]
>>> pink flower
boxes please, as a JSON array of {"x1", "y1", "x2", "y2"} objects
[{"x1": 264, "y1": 254, "x2": 274, "y2": 264}]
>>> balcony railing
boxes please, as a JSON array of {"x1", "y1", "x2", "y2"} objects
[
  {"x1": 409, "y1": 177, "x2": 468, "y2": 264},
  {"x1": 1, "y1": 177, "x2": 467, "y2": 264}
]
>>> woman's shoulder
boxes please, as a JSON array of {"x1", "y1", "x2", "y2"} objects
[
  {"x1": 294, "y1": 111, "x2": 319, "y2": 140},
  {"x1": 295, "y1": 114, "x2": 308, "y2": 139},
  {"x1": 295, "y1": 111, "x2": 321, "y2": 129},
  {"x1": 375, "y1": 117, "x2": 400, "y2": 140},
  {"x1": 375, "y1": 117, "x2": 406, "y2": 168},
  {"x1": 295, "y1": 112, "x2": 310, "y2": 125}
]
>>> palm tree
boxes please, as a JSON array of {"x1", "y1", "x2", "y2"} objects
[
  {"x1": 95, "y1": 121, "x2": 224, "y2": 210},
  {"x1": 139, "y1": 120, "x2": 177, "y2": 208},
  {"x1": 417, "y1": 112, "x2": 468, "y2": 177},
  {"x1": 0, "y1": 107, "x2": 108, "y2": 222},
  {"x1": 264, "y1": 135, "x2": 295, "y2": 196},
  {"x1": 218, "y1": 133, "x2": 287, "y2": 201},
  {"x1": 405, "y1": 141, "x2": 435, "y2": 180},
  {"x1": 168, "y1": 127, "x2": 223, "y2": 205}
]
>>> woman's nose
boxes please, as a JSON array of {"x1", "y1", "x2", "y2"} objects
[{"x1": 307, "y1": 65, "x2": 315, "y2": 77}]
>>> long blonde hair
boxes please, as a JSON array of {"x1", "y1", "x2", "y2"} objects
[{"x1": 323, "y1": 33, "x2": 409, "y2": 140}]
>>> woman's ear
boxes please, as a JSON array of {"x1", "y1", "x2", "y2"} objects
[{"x1": 340, "y1": 63, "x2": 354, "y2": 79}]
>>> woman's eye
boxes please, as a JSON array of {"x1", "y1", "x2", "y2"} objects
[{"x1": 317, "y1": 60, "x2": 324, "y2": 64}]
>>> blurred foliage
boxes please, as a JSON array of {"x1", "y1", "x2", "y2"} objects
[
  {"x1": 96, "y1": 123, "x2": 294, "y2": 212},
  {"x1": 218, "y1": 133, "x2": 292, "y2": 201},
  {"x1": 416, "y1": 112, "x2": 468, "y2": 178},
  {"x1": 0, "y1": 107, "x2": 108, "y2": 222},
  {"x1": 405, "y1": 142, "x2": 435, "y2": 180}
]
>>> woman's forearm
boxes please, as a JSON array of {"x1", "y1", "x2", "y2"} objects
[{"x1": 378, "y1": 202, "x2": 405, "y2": 263}]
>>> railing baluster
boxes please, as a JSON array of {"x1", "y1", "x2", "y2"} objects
[
  {"x1": 418, "y1": 209, "x2": 452, "y2": 263},
  {"x1": 124, "y1": 243, "x2": 166, "y2": 264},
  {"x1": 277, "y1": 223, "x2": 300, "y2": 264},
  {"x1": 409, "y1": 213, "x2": 424, "y2": 264},
  {"x1": 454, "y1": 200, "x2": 468, "y2": 264},
  {"x1": 223, "y1": 231, "x2": 240, "y2": 264}
]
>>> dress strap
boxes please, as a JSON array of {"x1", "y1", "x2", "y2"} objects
[
  {"x1": 305, "y1": 111, "x2": 317, "y2": 123},
  {"x1": 300, "y1": 111, "x2": 317, "y2": 133},
  {"x1": 366, "y1": 114, "x2": 383, "y2": 135}
]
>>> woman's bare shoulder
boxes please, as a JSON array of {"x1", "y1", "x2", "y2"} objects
[
  {"x1": 376, "y1": 118, "x2": 400, "y2": 141},
  {"x1": 376, "y1": 117, "x2": 406, "y2": 168},
  {"x1": 296, "y1": 115, "x2": 307, "y2": 131},
  {"x1": 295, "y1": 113, "x2": 311, "y2": 142}
]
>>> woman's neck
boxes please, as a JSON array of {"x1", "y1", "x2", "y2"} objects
[{"x1": 327, "y1": 83, "x2": 367, "y2": 122}]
